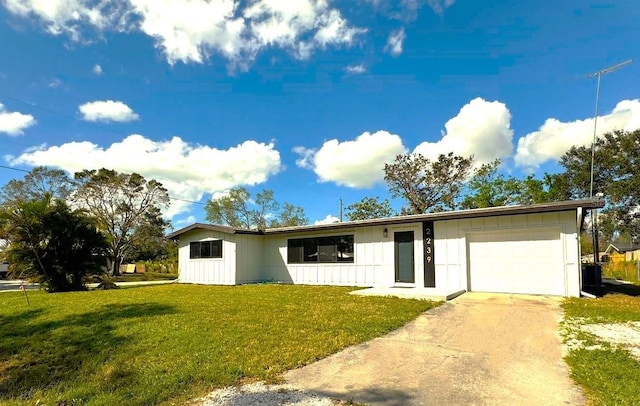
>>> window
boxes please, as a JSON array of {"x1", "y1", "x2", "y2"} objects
[
  {"x1": 287, "y1": 235, "x2": 354, "y2": 263},
  {"x1": 189, "y1": 240, "x2": 222, "y2": 259}
]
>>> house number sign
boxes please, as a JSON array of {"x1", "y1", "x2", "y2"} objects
[{"x1": 423, "y1": 221, "x2": 436, "y2": 287}]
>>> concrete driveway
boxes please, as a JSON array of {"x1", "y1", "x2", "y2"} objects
[{"x1": 286, "y1": 293, "x2": 585, "y2": 406}]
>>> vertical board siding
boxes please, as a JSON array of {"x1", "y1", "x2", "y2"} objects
[
  {"x1": 438, "y1": 210, "x2": 580, "y2": 296},
  {"x1": 176, "y1": 209, "x2": 580, "y2": 296},
  {"x1": 235, "y1": 234, "x2": 264, "y2": 284},
  {"x1": 177, "y1": 230, "x2": 236, "y2": 285},
  {"x1": 261, "y1": 225, "x2": 399, "y2": 287}
]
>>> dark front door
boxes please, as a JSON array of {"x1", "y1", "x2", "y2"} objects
[{"x1": 395, "y1": 231, "x2": 415, "y2": 283}]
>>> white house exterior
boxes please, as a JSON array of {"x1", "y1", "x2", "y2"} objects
[{"x1": 168, "y1": 199, "x2": 603, "y2": 297}]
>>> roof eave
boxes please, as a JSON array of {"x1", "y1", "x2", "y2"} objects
[
  {"x1": 166, "y1": 223, "x2": 262, "y2": 239},
  {"x1": 265, "y1": 198, "x2": 605, "y2": 235}
]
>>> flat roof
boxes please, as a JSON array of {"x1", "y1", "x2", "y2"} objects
[{"x1": 167, "y1": 198, "x2": 604, "y2": 238}]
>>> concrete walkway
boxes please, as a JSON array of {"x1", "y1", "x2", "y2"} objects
[{"x1": 286, "y1": 292, "x2": 584, "y2": 406}]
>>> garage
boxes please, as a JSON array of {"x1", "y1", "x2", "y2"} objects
[{"x1": 467, "y1": 228, "x2": 566, "y2": 296}]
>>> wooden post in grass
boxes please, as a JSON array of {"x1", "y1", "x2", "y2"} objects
[{"x1": 19, "y1": 284, "x2": 30, "y2": 305}]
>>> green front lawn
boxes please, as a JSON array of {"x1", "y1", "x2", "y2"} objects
[
  {"x1": 562, "y1": 293, "x2": 640, "y2": 405},
  {"x1": 0, "y1": 284, "x2": 437, "y2": 406}
]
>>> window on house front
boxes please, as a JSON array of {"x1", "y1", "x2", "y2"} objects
[
  {"x1": 287, "y1": 235, "x2": 354, "y2": 263},
  {"x1": 189, "y1": 240, "x2": 222, "y2": 259}
]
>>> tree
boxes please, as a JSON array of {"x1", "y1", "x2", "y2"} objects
[
  {"x1": 73, "y1": 169, "x2": 170, "y2": 276},
  {"x1": 0, "y1": 195, "x2": 108, "y2": 292},
  {"x1": 346, "y1": 197, "x2": 396, "y2": 220},
  {"x1": 0, "y1": 166, "x2": 73, "y2": 207},
  {"x1": 270, "y1": 203, "x2": 308, "y2": 228},
  {"x1": 205, "y1": 187, "x2": 308, "y2": 229},
  {"x1": 517, "y1": 173, "x2": 572, "y2": 205},
  {"x1": 253, "y1": 189, "x2": 280, "y2": 229},
  {"x1": 125, "y1": 207, "x2": 172, "y2": 262},
  {"x1": 559, "y1": 129, "x2": 640, "y2": 242},
  {"x1": 206, "y1": 187, "x2": 272, "y2": 229},
  {"x1": 460, "y1": 160, "x2": 522, "y2": 209},
  {"x1": 384, "y1": 152, "x2": 474, "y2": 214}
]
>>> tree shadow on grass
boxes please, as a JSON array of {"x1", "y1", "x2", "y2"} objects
[{"x1": 0, "y1": 302, "x2": 177, "y2": 402}]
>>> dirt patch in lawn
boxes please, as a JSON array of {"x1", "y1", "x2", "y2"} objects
[{"x1": 581, "y1": 321, "x2": 640, "y2": 359}]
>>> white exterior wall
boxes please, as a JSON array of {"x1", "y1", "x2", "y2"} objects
[
  {"x1": 262, "y1": 223, "x2": 428, "y2": 289},
  {"x1": 175, "y1": 209, "x2": 581, "y2": 297},
  {"x1": 177, "y1": 230, "x2": 236, "y2": 285},
  {"x1": 235, "y1": 234, "x2": 264, "y2": 284},
  {"x1": 434, "y1": 210, "x2": 580, "y2": 297}
]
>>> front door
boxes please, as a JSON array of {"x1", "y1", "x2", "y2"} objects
[{"x1": 395, "y1": 231, "x2": 415, "y2": 283}]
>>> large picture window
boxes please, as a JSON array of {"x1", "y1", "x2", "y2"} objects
[
  {"x1": 190, "y1": 240, "x2": 222, "y2": 259},
  {"x1": 287, "y1": 235, "x2": 354, "y2": 263}
]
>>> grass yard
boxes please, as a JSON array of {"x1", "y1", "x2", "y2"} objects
[
  {"x1": 0, "y1": 284, "x2": 437, "y2": 406},
  {"x1": 562, "y1": 292, "x2": 640, "y2": 405}
]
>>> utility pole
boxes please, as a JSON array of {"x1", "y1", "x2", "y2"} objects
[
  {"x1": 339, "y1": 198, "x2": 343, "y2": 222},
  {"x1": 586, "y1": 59, "x2": 632, "y2": 263}
]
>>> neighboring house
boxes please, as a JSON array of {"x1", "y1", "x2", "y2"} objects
[
  {"x1": 603, "y1": 243, "x2": 640, "y2": 262},
  {"x1": 168, "y1": 199, "x2": 603, "y2": 298}
]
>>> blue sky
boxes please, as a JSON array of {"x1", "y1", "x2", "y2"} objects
[{"x1": 0, "y1": 0, "x2": 639, "y2": 228}]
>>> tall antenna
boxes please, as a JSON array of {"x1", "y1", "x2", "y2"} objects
[
  {"x1": 586, "y1": 59, "x2": 632, "y2": 263},
  {"x1": 586, "y1": 59, "x2": 632, "y2": 199}
]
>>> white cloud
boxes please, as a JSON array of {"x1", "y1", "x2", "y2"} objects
[
  {"x1": 4, "y1": 0, "x2": 128, "y2": 41},
  {"x1": 426, "y1": 0, "x2": 456, "y2": 15},
  {"x1": 244, "y1": 1, "x2": 365, "y2": 60},
  {"x1": 345, "y1": 63, "x2": 366, "y2": 74},
  {"x1": 362, "y1": 0, "x2": 423, "y2": 21},
  {"x1": 48, "y1": 78, "x2": 62, "y2": 88},
  {"x1": 78, "y1": 100, "x2": 139, "y2": 122},
  {"x1": 93, "y1": 64, "x2": 103, "y2": 75},
  {"x1": 0, "y1": 103, "x2": 36, "y2": 136},
  {"x1": 314, "y1": 214, "x2": 339, "y2": 225},
  {"x1": 295, "y1": 130, "x2": 406, "y2": 188},
  {"x1": 414, "y1": 97, "x2": 513, "y2": 165},
  {"x1": 292, "y1": 146, "x2": 315, "y2": 169},
  {"x1": 384, "y1": 27, "x2": 405, "y2": 56},
  {"x1": 4, "y1": 0, "x2": 366, "y2": 67},
  {"x1": 8, "y1": 134, "x2": 283, "y2": 218},
  {"x1": 174, "y1": 215, "x2": 196, "y2": 227},
  {"x1": 515, "y1": 99, "x2": 640, "y2": 168}
]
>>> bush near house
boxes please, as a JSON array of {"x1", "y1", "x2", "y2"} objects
[
  {"x1": 111, "y1": 272, "x2": 178, "y2": 282},
  {"x1": 602, "y1": 261, "x2": 640, "y2": 284},
  {"x1": 141, "y1": 259, "x2": 177, "y2": 274}
]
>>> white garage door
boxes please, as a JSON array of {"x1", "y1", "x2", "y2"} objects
[{"x1": 467, "y1": 228, "x2": 565, "y2": 296}]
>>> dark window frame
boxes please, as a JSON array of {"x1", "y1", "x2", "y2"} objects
[
  {"x1": 189, "y1": 240, "x2": 223, "y2": 259},
  {"x1": 287, "y1": 235, "x2": 354, "y2": 264}
]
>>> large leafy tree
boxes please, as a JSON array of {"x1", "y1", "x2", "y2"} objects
[
  {"x1": 559, "y1": 129, "x2": 640, "y2": 243},
  {"x1": 125, "y1": 207, "x2": 173, "y2": 262},
  {"x1": 0, "y1": 167, "x2": 73, "y2": 208},
  {"x1": 460, "y1": 160, "x2": 522, "y2": 209},
  {"x1": 346, "y1": 196, "x2": 396, "y2": 220},
  {"x1": 269, "y1": 202, "x2": 309, "y2": 228},
  {"x1": 73, "y1": 169, "x2": 170, "y2": 275},
  {"x1": 0, "y1": 195, "x2": 108, "y2": 292},
  {"x1": 459, "y1": 160, "x2": 572, "y2": 209},
  {"x1": 205, "y1": 187, "x2": 307, "y2": 229},
  {"x1": 518, "y1": 173, "x2": 572, "y2": 205},
  {"x1": 384, "y1": 152, "x2": 474, "y2": 214}
]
